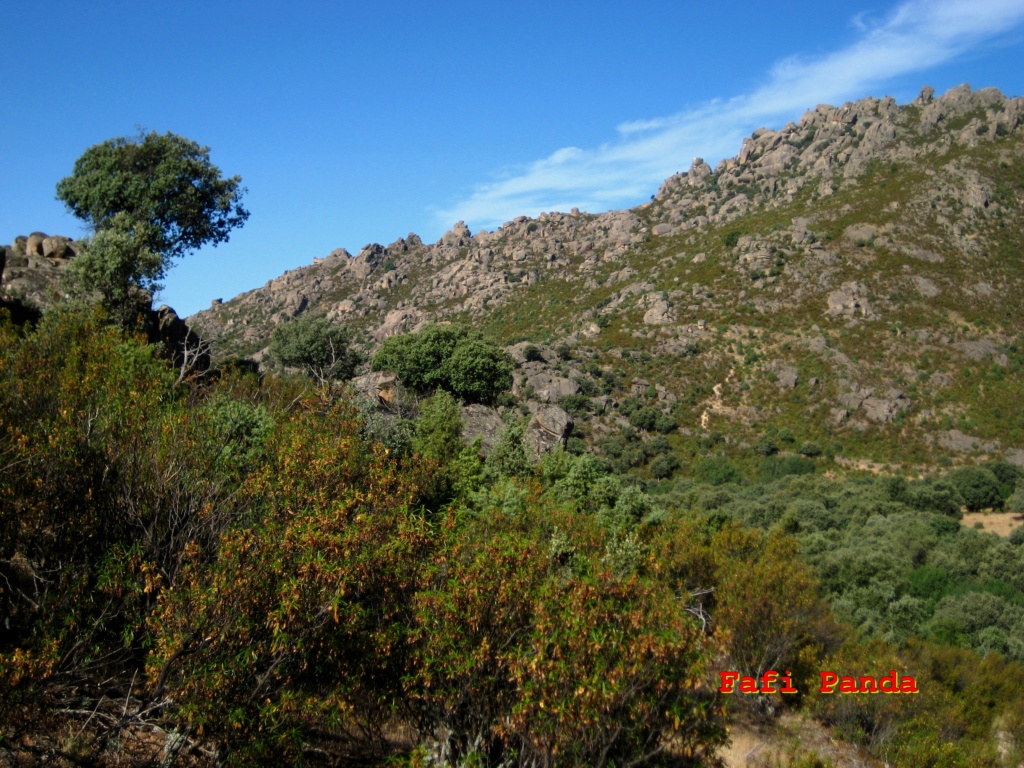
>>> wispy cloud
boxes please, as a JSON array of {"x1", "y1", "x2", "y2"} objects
[{"x1": 436, "y1": 0, "x2": 1024, "y2": 231}]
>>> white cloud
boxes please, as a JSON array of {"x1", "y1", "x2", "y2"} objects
[{"x1": 435, "y1": 0, "x2": 1024, "y2": 232}]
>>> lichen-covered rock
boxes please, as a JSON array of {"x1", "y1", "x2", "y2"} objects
[
  {"x1": 861, "y1": 390, "x2": 910, "y2": 423},
  {"x1": 524, "y1": 404, "x2": 572, "y2": 457},
  {"x1": 826, "y1": 281, "x2": 875, "y2": 319},
  {"x1": 460, "y1": 404, "x2": 506, "y2": 453},
  {"x1": 513, "y1": 367, "x2": 580, "y2": 403},
  {"x1": 642, "y1": 295, "x2": 674, "y2": 325}
]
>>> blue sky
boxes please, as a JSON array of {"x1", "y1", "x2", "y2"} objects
[{"x1": 3, "y1": 0, "x2": 1024, "y2": 317}]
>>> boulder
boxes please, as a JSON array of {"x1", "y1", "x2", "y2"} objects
[
  {"x1": 146, "y1": 305, "x2": 211, "y2": 376},
  {"x1": 862, "y1": 390, "x2": 910, "y2": 423},
  {"x1": 439, "y1": 220, "x2": 472, "y2": 247},
  {"x1": 826, "y1": 281, "x2": 875, "y2": 319},
  {"x1": 911, "y1": 276, "x2": 940, "y2": 297},
  {"x1": 687, "y1": 157, "x2": 713, "y2": 185},
  {"x1": 374, "y1": 307, "x2": 424, "y2": 340},
  {"x1": 351, "y1": 370, "x2": 399, "y2": 405},
  {"x1": 42, "y1": 236, "x2": 73, "y2": 260},
  {"x1": 524, "y1": 404, "x2": 573, "y2": 457},
  {"x1": 937, "y1": 429, "x2": 998, "y2": 454},
  {"x1": 775, "y1": 365, "x2": 799, "y2": 390},
  {"x1": 25, "y1": 232, "x2": 47, "y2": 257},
  {"x1": 514, "y1": 369, "x2": 580, "y2": 403},
  {"x1": 642, "y1": 297, "x2": 675, "y2": 325},
  {"x1": 460, "y1": 404, "x2": 506, "y2": 453}
]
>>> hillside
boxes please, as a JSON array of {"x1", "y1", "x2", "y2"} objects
[
  {"x1": 190, "y1": 83, "x2": 1024, "y2": 473},
  {"x1": 4, "y1": 83, "x2": 1024, "y2": 767}
]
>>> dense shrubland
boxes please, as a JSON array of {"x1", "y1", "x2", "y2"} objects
[{"x1": 2, "y1": 307, "x2": 1024, "y2": 766}]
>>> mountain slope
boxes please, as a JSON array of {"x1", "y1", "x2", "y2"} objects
[{"x1": 190, "y1": 83, "x2": 1024, "y2": 472}]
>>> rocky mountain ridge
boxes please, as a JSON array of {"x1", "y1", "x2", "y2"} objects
[
  {"x1": 184, "y1": 84, "x2": 1024, "y2": 472},
  {"x1": 190, "y1": 84, "x2": 1020, "y2": 351}
]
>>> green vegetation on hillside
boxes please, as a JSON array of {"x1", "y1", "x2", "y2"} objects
[{"x1": 2, "y1": 306, "x2": 1024, "y2": 766}]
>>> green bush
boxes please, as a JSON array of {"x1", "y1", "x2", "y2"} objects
[
  {"x1": 755, "y1": 434, "x2": 779, "y2": 457},
  {"x1": 948, "y1": 466, "x2": 1003, "y2": 511},
  {"x1": 761, "y1": 455, "x2": 816, "y2": 481},
  {"x1": 983, "y1": 460, "x2": 1024, "y2": 498},
  {"x1": 445, "y1": 337, "x2": 515, "y2": 404},
  {"x1": 799, "y1": 441, "x2": 822, "y2": 457},
  {"x1": 628, "y1": 406, "x2": 659, "y2": 432},
  {"x1": 650, "y1": 452, "x2": 680, "y2": 479},
  {"x1": 696, "y1": 457, "x2": 743, "y2": 486},
  {"x1": 373, "y1": 324, "x2": 513, "y2": 404},
  {"x1": 413, "y1": 390, "x2": 464, "y2": 465},
  {"x1": 558, "y1": 393, "x2": 593, "y2": 416},
  {"x1": 204, "y1": 393, "x2": 274, "y2": 470},
  {"x1": 523, "y1": 344, "x2": 545, "y2": 362},
  {"x1": 653, "y1": 412, "x2": 678, "y2": 433},
  {"x1": 485, "y1": 418, "x2": 533, "y2": 480},
  {"x1": 905, "y1": 478, "x2": 964, "y2": 518},
  {"x1": 269, "y1": 314, "x2": 362, "y2": 382}
]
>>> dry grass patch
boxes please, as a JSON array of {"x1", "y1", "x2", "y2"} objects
[{"x1": 961, "y1": 511, "x2": 1024, "y2": 537}]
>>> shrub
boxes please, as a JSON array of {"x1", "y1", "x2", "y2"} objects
[
  {"x1": 761, "y1": 455, "x2": 816, "y2": 481},
  {"x1": 485, "y1": 418, "x2": 533, "y2": 480},
  {"x1": 444, "y1": 337, "x2": 515, "y2": 404},
  {"x1": 150, "y1": 403, "x2": 435, "y2": 761},
  {"x1": 413, "y1": 390, "x2": 464, "y2": 465},
  {"x1": 574, "y1": 375, "x2": 600, "y2": 397},
  {"x1": 373, "y1": 323, "x2": 463, "y2": 391},
  {"x1": 558, "y1": 393, "x2": 593, "y2": 416},
  {"x1": 948, "y1": 466, "x2": 1003, "y2": 511},
  {"x1": 755, "y1": 434, "x2": 780, "y2": 457},
  {"x1": 650, "y1": 452, "x2": 680, "y2": 479},
  {"x1": 799, "y1": 441, "x2": 822, "y2": 457},
  {"x1": 565, "y1": 435, "x2": 587, "y2": 455},
  {"x1": 269, "y1": 314, "x2": 362, "y2": 383},
  {"x1": 523, "y1": 344, "x2": 545, "y2": 362},
  {"x1": 373, "y1": 324, "x2": 513, "y2": 404},
  {"x1": 204, "y1": 393, "x2": 274, "y2": 470},
  {"x1": 713, "y1": 527, "x2": 828, "y2": 704},
  {"x1": 1008, "y1": 484, "x2": 1024, "y2": 514},
  {"x1": 628, "y1": 406, "x2": 659, "y2": 432},
  {"x1": 653, "y1": 412, "x2": 678, "y2": 434},
  {"x1": 696, "y1": 457, "x2": 744, "y2": 486},
  {"x1": 905, "y1": 479, "x2": 964, "y2": 518},
  {"x1": 407, "y1": 498, "x2": 726, "y2": 766},
  {"x1": 983, "y1": 460, "x2": 1024, "y2": 498}
]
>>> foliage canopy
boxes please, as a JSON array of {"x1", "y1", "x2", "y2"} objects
[
  {"x1": 56, "y1": 131, "x2": 249, "y2": 261},
  {"x1": 373, "y1": 323, "x2": 513, "y2": 404},
  {"x1": 268, "y1": 314, "x2": 362, "y2": 383}
]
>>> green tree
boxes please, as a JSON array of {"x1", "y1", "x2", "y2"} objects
[
  {"x1": 56, "y1": 131, "x2": 249, "y2": 261},
  {"x1": 948, "y1": 466, "x2": 1002, "y2": 512},
  {"x1": 444, "y1": 336, "x2": 514, "y2": 404},
  {"x1": 373, "y1": 324, "x2": 464, "y2": 392},
  {"x1": 56, "y1": 131, "x2": 248, "y2": 324},
  {"x1": 373, "y1": 324, "x2": 513, "y2": 405},
  {"x1": 61, "y1": 213, "x2": 165, "y2": 324},
  {"x1": 268, "y1": 315, "x2": 362, "y2": 384},
  {"x1": 485, "y1": 418, "x2": 534, "y2": 480},
  {"x1": 413, "y1": 390, "x2": 464, "y2": 465}
]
